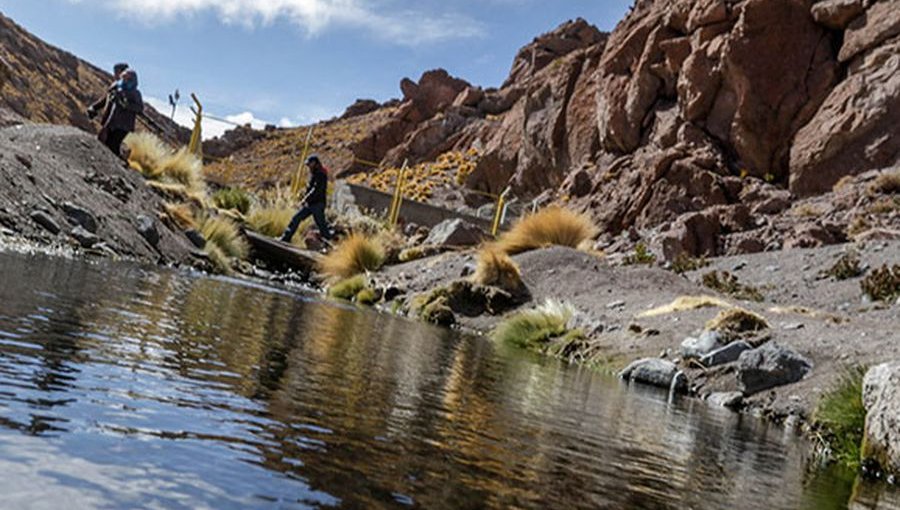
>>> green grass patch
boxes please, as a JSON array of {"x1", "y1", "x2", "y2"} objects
[
  {"x1": 814, "y1": 366, "x2": 867, "y2": 470},
  {"x1": 623, "y1": 243, "x2": 656, "y2": 266},
  {"x1": 213, "y1": 187, "x2": 252, "y2": 214},
  {"x1": 491, "y1": 300, "x2": 576, "y2": 351}
]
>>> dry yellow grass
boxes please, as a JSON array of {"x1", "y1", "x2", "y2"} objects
[
  {"x1": 319, "y1": 234, "x2": 385, "y2": 280},
  {"x1": 637, "y1": 295, "x2": 733, "y2": 318},
  {"x1": 869, "y1": 171, "x2": 900, "y2": 196},
  {"x1": 472, "y1": 246, "x2": 523, "y2": 293},
  {"x1": 162, "y1": 202, "x2": 197, "y2": 230},
  {"x1": 705, "y1": 307, "x2": 769, "y2": 334},
  {"x1": 199, "y1": 214, "x2": 248, "y2": 260},
  {"x1": 246, "y1": 206, "x2": 308, "y2": 247},
  {"x1": 158, "y1": 148, "x2": 204, "y2": 192},
  {"x1": 496, "y1": 206, "x2": 599, "y2": 255},
  {"x1": 124, "y1": 132, "x2": 169, "y2": 175}
]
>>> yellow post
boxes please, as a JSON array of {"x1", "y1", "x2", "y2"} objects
[
  {"x1": 389, "y1": 160, "x2": 409, "y2": 226},
  {"x1": 491, "y1": 187, "x2": 510, "y2": 237},
  {"x1": 290, "y1": 126, "x2": 316, "y2": 199},
  {"x1": 188, "y1": 93, "x2": 203, "y2": 159}
]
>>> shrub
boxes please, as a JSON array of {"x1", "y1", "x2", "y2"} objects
[
  {"x1": 491, "y1": 300, "x2": 577, "y2": 351},
  {"x1": 328, "y1": 275, "x2": 368, "y2": 300},
  {"x1": 496, "y1": 206, "x2": 598, "y2": 255},
  {"x1": 319, "y1": 234, "x2": 385, "y2": 280},
  {"x1": 671, "y1": 253, "x2": 710, "y2": 274},
  {"x1": 124, "y1": 132, "x2": 169, "y2": 175},
  {"x1": 213, "y1": 187, "x2": 252, "y2": 215},
  {"x1": 623, "y1": 243, "x2": 656, "y2": 266},
  {"x1": 861, "y1": 264, "x2": 900, "y2": 302},
  {"x1": 702, "y1": 270, "x2": 764, "y2": 302},
  {"x1": 199, "y1": 214, "x2": 248, "y2": 261},
  {"x1": 472, "y1": 247, "x2": 524, "y2": 294},
  {"x1": 823, "y1": 251, "x2": 863, "y2": 281},
  {"x1": 705, "y1": 307, "x2": 769, "y2": 337},
  {"x1": 869, "y1": 171, "x2": 900, "y2": 196},
  {"x1": 162, "y1": 202, "x2": 197, "y2": 230},
  {"x1": 814, "y1": 366, "x2": 867, "y2": 469}
]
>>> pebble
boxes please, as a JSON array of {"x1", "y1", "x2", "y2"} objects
[
  {"x1": 766, "y1": 265, "x2": 780, "y2": 273},
  {"x1": 783, "y1": 323, "x2": 805, "y2": 331},
  {"x1": 606, "y1": 300, "x2": 626, "y2": 309},
  {"x1": 733, "y1": 261, "x2": 748, "y2": 271}
]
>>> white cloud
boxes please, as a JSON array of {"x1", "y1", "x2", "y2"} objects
[
  {"x1": 74, "y1": 0, "x2": 485, "y2": 45},
  {"x1": 145, "y1": 96, "x2": 269, "y2": 139}
]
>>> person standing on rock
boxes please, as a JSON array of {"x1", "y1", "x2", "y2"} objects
[
  {"x1": 87, "y1": 64, "x2": 143, "y2": 156},
  {"x1": 280, "y1": 155, "x2": 335, "y2": 244}
]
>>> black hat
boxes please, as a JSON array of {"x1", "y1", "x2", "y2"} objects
[
  {"x1": 306, "y1": 154, "x2": 320, "y2": 165},
  {"x1": 113, "y1": 63, "x2": 129, "y2": 75}
]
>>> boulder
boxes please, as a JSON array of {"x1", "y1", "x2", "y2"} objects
[
  {"x1": 736, "y1": 342, "x2": 812, "y2": 395},
  {"x1": 620, "y1": 358, "x2": 687, "y2": 392},
  {"x1": 340, "y1": 99, "x2": 380, "y2": 120},
  {"x1": 29, "y1": 210, "x2": 60, "y2": 235},
  {"x1": 185, "y1": 229, "x2": 206, "y2": 249},
  {"x1": 863, "y1": 362, "x2": 900, "y2": 476},
  {"x1": 657, "y1": 211, "x2": 721, "y2": 261},
  {"x1": 504, "y1": 18, "x2": 605, "y2": 87},
  {"x1": 135, "y1": 214, "x2": 160, "y2": 248},
  {"x1": 400, "y1": 69, "x2": 470, "y2": 118},
  {"x1": 61, "y1": 201, "x2": 99, "y2": 233},
  {"x1": 681, "y1": 330, "x2": 724, "y2": 359},
  {"x1": 424, "y1": 218, "x2": 486, "y2": 247},
  {"x1": 839, "y1": 0, "x2": 900, "y2": 62},
  {"x1": 701, "y1": 340, "x2": 753, "y2": 367},
  {"x1": 810, "y1": 0, "x2": 865, "y2": 30},
  {"x1": 707, "y1": 391, "x2": 744, "y2": 409}
]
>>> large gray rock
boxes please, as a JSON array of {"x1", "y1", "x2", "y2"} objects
[
  {"x1": 70, "y1": 226, "x2": 100, "y2": 248},
  {"x1": 736, "y1": 342, "x2": 812, "y2": 395},
  {"x1": 424, "y1": 218, "x2": 485, "y2": 247},
  {"x1": 620, "y1": 358, "x2": 687, "y2": 392},
  {"x1": 30, "y1": 210, "x2": 60, "y2": 235},
  {"x1": 701, "y1": 340, "x2": 753, "y2": 368},
  {"x1": 681, "y1": 330, "x2": 723, "y2": 359},
  {"x1": 863, "y1": 362, "x2": 900, "y2": 476}
]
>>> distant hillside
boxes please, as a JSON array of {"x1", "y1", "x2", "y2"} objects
[{"x1": 0, "y1": 12, "x2": 187, "y2": 142}]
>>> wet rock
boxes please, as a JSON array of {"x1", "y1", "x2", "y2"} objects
[
  {"x1": 701, "y1": 340, "x2": 753, "y2": 367},
  {"x1": 136, "y1": 214, "x2": 159, "y2": 248},
  {"x1": 681, "y1": 330, "x2": 723, "y2": 359},
  {"x1": 70, "y1": 226, "x2": 100, "y2": 248},
  {"x1": 30, "y1": 210, "x2": 60, "y2": 234},
  {"x1": 736, "y1": 342, "x2": 813, "y2": 395},
  {"x1": 620, "y1": 358, "x2": 687, "y2": 392},
  {"x1": 424, "y1": 218, "x2": 486, "y2": 247},
  {"x1": 707, "y1": 392, "x2": 744, "y2": 409},
  {"x1": 61, "y1": 201, "x2": 98, "y2": 233},
  {"x1": 863, "y1": 362, "x2": 900, "y2": 476}
]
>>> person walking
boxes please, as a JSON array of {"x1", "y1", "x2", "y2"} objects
[
  {"x1": 88, "y1": 64, "x2": 143, "y2": 156},
  {"x1": 281, "y1": 155, "x2": 335, "y2": 243}
]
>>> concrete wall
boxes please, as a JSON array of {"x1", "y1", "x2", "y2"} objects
[{"x1": 338, "y1": 183, "x2": 513, "y2": 231}]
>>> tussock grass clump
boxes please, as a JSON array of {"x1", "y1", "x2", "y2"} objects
[
  {"x1": 814, "y1": 366, "x2": 867, "y2": 469},
  {"x1": 861, "y1": 264, "x2": 900, "y2": 302},
  {"x1": 213, "y1": 187, "x2": 251, "y2": 214},
  {"x1": 162, "y1": 202, "x2": 197, "y2": 230},
  {"x1": 671, "y1": 253, "x2": 710, "y2": 274},
  {"x1": 319, "y1": 234, "x2": 385, "y2": 280},
  {"x1": 623, "y1": 243, "x2": 656, "y2": 266},
  {"x1": 869, "y1": 171, "x2": 900, "y2": 196},
  {"x1": 328, "y1": 275, "x2": 368, "y2": 300},
  {"x1": 491, "y1": 300, "x2": 580, "y2": 351},
  {"x1": 472, "y1": 247, "x2": 524, "y2": 293},
  {"x1": 702, "y1": 270, "x2": 764, "y2": 302},
  {"x1": 496, "y1": 206, "x2": 598, "y2": 255},
  {"x1": 158, "y1": 148, "x2": 204, "y2": 191},
  {"x1": 199, "y1": 214, "x2": 248, "y2": 261},
  {"x1": 124, "y1": 132, "x2": 168, "y2": 175},
  {"x1": 638, "y1": 295, "x2": 732, "y2": 318},
  {"x1": 705, "y1": 307, "x2": 769, "y2": 337},
  {"x1": 823, "y1": 251, "x2": 863, "y2": 281}
]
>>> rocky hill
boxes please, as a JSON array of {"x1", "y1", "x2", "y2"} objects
[
  {"x1": 210, "y1": 2, "x2": 899, "y2": 259},
  {"x1": 0, "y1": 12, "x2": 186, "y2": 143}
]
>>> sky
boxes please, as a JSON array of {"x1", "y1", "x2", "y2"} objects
[{"x1": 0, "y1": 0, "x2": 632, "y2": 138}]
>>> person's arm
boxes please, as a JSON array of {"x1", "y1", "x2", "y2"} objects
[{"x1": 119, "y1": 90, "x2": 144, "y2": 114}]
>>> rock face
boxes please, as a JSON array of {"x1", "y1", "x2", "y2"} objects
[
  {"x1": 736, "y1": 342, "x2": 813, "y2": 395},
  {"x1": 863, "y1": 362, "x2": 900, "y2": 476}
]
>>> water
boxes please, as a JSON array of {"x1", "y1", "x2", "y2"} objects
[{"x1": 0, "y1": 251, "x2": 897, "y2": 509}]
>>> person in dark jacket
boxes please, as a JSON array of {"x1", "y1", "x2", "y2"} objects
[
  {"x1": 281, "y1": 155, "x2": 334, "y2": 243},
  {"x1": 88, "y1": 65, "x2": 143, "y2": 156}
]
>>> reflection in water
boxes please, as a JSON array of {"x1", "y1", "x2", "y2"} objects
[{"x1": 0, "y1": 251, "x2": 898, "y2": 509}]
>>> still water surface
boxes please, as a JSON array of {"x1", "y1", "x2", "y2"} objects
[{"x1": 0, "y1": 251, "x2": 897, "y2": 509}]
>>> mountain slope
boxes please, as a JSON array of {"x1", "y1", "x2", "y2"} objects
[{"x1": 0, "y1": 12, "x2": 186, "y2": 142}]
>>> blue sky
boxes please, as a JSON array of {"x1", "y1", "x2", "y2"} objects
[{"x1": 0, "y1": 0, "x2": 631, "y2": 137}]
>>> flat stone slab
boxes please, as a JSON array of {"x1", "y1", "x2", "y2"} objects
[{"x1": 244, "y1": 229, "x2": 323, "y2": 273}]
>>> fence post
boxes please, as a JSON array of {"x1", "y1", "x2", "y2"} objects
[
  {"x1": 291, "y1": 126, "x2": 316, "y2": 199},
  {"x1": 188, "y1": 93, "x2": 203, "y2": 159},
  {"x1": 492, "y1": 187, "x2": 510, "y2": 237},
  {"x1": 389, "y1": 160, "x2": 409, "y2": 227}
]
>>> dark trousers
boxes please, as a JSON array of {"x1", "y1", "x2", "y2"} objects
[
  {"x1": 281, "y1": 202, "x2": 332, "y2": 241},
  {"x1": 102, "y1": 129, "x2": 129, "y2": 157}
]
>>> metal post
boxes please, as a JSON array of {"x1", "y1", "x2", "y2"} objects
[
  {"x1": 188, "y1": 93, "x2": 203, "y2": 159},
  {"x1": 389, "y1": 160, "x2": 409, "y2": 226},
  {"x1": 291, "y1": 126, "x2": 316, "y2": 199},
  {"x1": 492, "y1": 187, "x2": 510, "y2": 237}
]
